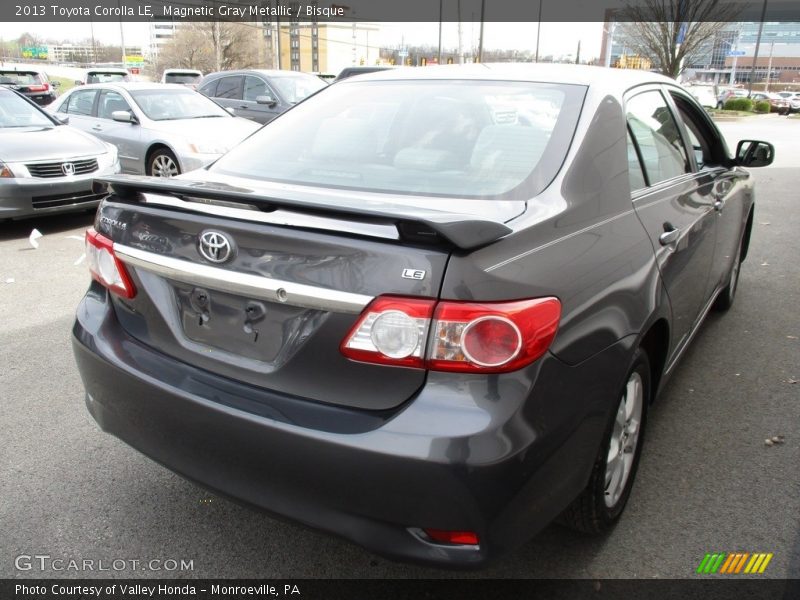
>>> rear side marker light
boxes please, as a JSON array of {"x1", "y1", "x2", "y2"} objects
[
  {"x1": 341, "y1": 295, "x2": 561, "y2": 373},
  {"x1": 423, "y1": 529, "x2": 480, "y2": 546},
  {"x1": 85, "y1": 228, "x2": 136, "y2": 299}
]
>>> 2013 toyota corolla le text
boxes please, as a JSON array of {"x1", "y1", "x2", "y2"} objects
[{"x1": 72, "y1": 64, "x2": 774, "y2": 567}]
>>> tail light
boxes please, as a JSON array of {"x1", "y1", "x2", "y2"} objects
[
  {"x1": 85, "y1": 228, "x2": 136, "y2": 299},
  {"x1": 341, "y1": 295, "x2": 560, "y2": 373},
  {"x1": 27, "y1": 83, "x2": 49, "y2": 92},
  {"x1": 422, "y1": 529, "x2": 479, "y2": 546}
]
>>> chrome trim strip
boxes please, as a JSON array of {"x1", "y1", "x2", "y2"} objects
[
  {"x1": 113, "y1": 243, "x2": 373, "y2": 314},
  {"x1": 141, "y1": 195, "x2": 400, "y2": 241}
]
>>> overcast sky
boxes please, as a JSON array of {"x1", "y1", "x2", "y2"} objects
[{"x1": 0, "y1": 21, "x2": 605, "y2": 60}]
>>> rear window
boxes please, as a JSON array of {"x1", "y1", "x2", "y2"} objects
[
  {"x1": 165, "y1": 72, "x2": 202, "y2": 84},
  {"x1": 87, "y1": 72, "x2": 129, "y2": 83},
  {"x1": 0, "y1": 71, "x2": 43, "y2": 85},
  {"x1": 211, "y1": 80, "x2": 585, "y2": 199}
]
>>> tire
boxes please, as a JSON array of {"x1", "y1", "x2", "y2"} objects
[
  {"x1": 147, "y1": 148, "x2": 180, "y2": 178},
  {"x1": 559, "y1": 349, "x2": 650, "y2": 534},
  {"x1": 713, "y1": 234, "x2": 743, "y2": 312}
]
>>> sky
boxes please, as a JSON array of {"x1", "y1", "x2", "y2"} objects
[{"x1": 0, "y1": 21, "x2": 605, "y2": 61}]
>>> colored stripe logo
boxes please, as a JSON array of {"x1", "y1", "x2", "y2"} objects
[{"x1": 696, "y1": 552, "x2": 773, "y2": 574}]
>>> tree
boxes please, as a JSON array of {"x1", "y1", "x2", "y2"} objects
[
  {"x1": 154, "y1": 22, "x2": 267, "y2": 77},
  {"x1": 617, "y1": 0, "x2": 743, "y2": 78}
]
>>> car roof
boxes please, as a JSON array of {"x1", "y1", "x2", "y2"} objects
[
  {"x1": 341, "y1": 63, "x2": 678, "y2": 94},
  {"x1": 66, "y1": 82, "x2": 189, "y2": 92},
  {"x1": 203, "y1": 69, "x2": 319, "y2": 78},
  {"x1": 164, "y1": 68, "x2": 202, "y2": 73}
]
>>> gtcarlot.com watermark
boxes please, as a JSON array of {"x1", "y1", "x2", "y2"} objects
[{"x1": 14, "y1": 554, "x2": 194, "y2": 573}]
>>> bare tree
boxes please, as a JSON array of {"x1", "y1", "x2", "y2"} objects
[
  {"x1": 155, "y1": 22, "x2": 266, "y2": 77},
  {"x1": 617, "y1": 0, "x2": 743, "y2": 78}
]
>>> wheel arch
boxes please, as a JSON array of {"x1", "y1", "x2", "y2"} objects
[
  {"x1": 145, "y1": 143, "x2": 181, "y2": 175},
  {"x1": 638, "y1": 318, "x2": 670, "y2": 404}
]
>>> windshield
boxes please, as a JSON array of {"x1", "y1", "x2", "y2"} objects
[
  {"x1": 165, "y1": 73, "x2": 202, "y2": 84},
  {"x1": 129, "y1": 88, "x2": 230, "y2": 121},
  {"x1": 270, "y1": 74, "x2": 326, "y2": 103},
  {"x1": 0, "y1": 90, "x2": 54, "y2": 128},
  {"x1": 211, "y1": 79, "x2": 585, "y2": 199}
]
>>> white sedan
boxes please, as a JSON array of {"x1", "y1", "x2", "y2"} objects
[{"x1": 48, "y1": 83, "x2": 261, "y2": 177}]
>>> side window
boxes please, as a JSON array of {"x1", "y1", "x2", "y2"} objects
[
  {"x1": 670, "y1": 92, "x2": 722, "y2": 170},
  {"x1": 627, "y1": 128, "x2": 647, "y2": 191},
  {"x1": 214, "y1": 76, "x2": 242, "y2": 100},
  {"x1": 626, "y1": 90, "x2": 690, "y2": 185},
  {"x1": 65, "y1": 89, "x2": 98, "y2": 116},
  {"x1": 198, "y1": 80, "x2": 217, "y2": 97},
  {"x1": 97, "y1": 90, "x2": 132, "y2": 120},
  {"x1": 243, "y1": 76, "x2": 268, "y2": 102}
]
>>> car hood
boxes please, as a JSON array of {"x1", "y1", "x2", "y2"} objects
[
  {"x1": 143, "y1": 117, "x2": 261, "y2": 149},
  {"x1": 0, "y1": 125, "x2": 108, "y2": 162}
]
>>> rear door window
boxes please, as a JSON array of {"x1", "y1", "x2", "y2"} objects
[
  {"x1": 214, "y1": 76, "x2": 243, "y2": 100},
  {"x1": 243, "y1": 76, "x2": 269, "y2": 102},
  {"x1": 626, "y1": 90, "x2": 690, "y2": 185}
]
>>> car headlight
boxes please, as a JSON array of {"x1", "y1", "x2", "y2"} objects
[
  {"x1": 0, "y1": 161, "x2": 15, "y2": 178},
  {"x1": 96, "y1": 143, "x2": 119, "y2": 169},
  {"x1": 189, "y1": 142, "x2": 229, "y2": 155}
]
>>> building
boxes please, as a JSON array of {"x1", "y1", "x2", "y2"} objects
[
  {"x1": 149, "y1": 19, "x2": 179, "y2": 58},
  {"x1": 600, "y1": 19, "x2": 800, "y2": 84}
]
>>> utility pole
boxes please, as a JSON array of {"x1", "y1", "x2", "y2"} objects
[
  {"x1": 535, "y1": 0, "x2": 543, "y2": 62},
  {"x1": 437, "y1": 0, "x2": 443, "y2": 64},
  {"x1": 765, "y1": 41, "x2": 775, "y2": 92},
  {"x1": 478, "y1": 0, "x2": 485, "y2": 63}
]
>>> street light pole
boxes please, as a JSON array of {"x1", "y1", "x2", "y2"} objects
[
  {"x1": 535, "y1": 0, "x2": 543, "y2": 62},
  {"x1": 438, "y1": 0, "x2": 443, "y2": 64},
  {"x1": 748, "y1": 0, "x2": 768, "y2": 95}
]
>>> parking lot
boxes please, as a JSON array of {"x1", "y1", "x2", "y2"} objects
[{"x1": 1, "y1": 114, "x2": 798, "y2": 579}]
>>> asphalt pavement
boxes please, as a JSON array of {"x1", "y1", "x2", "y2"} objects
[{"x1": 0, "y1": 114, "x2": 798, "y2": 579}]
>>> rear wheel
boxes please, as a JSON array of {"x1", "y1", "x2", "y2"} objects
[
  {"x1": 147, "y1": 148, "x2": 180, "y2": 178},
  {"x1": 560, "y1": 349, "x2": 650, "y2": 534}
]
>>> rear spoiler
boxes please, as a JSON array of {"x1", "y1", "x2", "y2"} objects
[{"x1": 94, "y1": 175, "x2": 513, "y2": 250}]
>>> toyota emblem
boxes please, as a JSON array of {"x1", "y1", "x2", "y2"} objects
[{"x1": 198, "y1": 230, "x2": 234, "y2": 264}]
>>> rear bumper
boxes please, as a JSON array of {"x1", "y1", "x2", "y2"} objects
[{"x1": 72, "y1": 287, "x2": 634, "y2": 567}]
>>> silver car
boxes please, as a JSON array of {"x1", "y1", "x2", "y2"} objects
[
  {"x1": 48, "y1": 83, "x2": 261, "y2": 177},
  {"x1": 0, "y1": 87, "x2": 119, "y2": 220}
]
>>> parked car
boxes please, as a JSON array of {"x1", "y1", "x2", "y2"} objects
[
  {"x1": 75, "y1": 67, "x2": 131, "y2": 86},
  {"x1": 716, "y1": 87, "x2": 749, "y2": 108},
  {"x1": 685, "y1": 84, "x2": 716, "y2": 109},
  {"x1": 73, "y1": 64, "x2": 773, "y2": 567},
  {"x1": 161, "y1": 68, "x2": 203, "y2": 88},
  {"x1": 197, "y1": 69, "x2": 326, "y2": 124},
  {"x1": 0, "y1": 67, "x2": 59, "y2": 106},
  {"x1": 333, "y1": 65, "x2": 395, "y2": 82},
  {"x1": 0, "y1": 87, "x2": 119, "y2": 220},
  {"x1": 48, "y1": 83, "x2": 260, "y2": 177},
  {"x1": 750, "y1": 92, "x2": 791, "y2": 114}
]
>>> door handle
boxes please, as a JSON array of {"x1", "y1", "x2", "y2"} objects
[
  {"x1": 92, "y1": 125, "x2": 103, "y2": 131},
  {"x1": 714, "y1": 199, "x2": 725, "y2": 212},
  {"x1": 659, "y1": 223, "x2": 680, "y2": 246}
]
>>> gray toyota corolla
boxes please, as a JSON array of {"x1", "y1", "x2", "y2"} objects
[{"x1": 72, "y1": 64, "x2": 773, "y2": 567}]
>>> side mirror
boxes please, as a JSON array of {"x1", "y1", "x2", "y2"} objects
[
  {"x1": 51, "y1": 80, "x2": 61, "y2": 89},
  {"x1": 53, "y1": 113, "x2": 69, "y2": 125},
  {"x1": 111, "y1": 110, "x2": 137, "y2": 124},
  {"x1": 74, "y1": 80, "x2": 83, "y2": 86},
  {"x1": 256, "y1": 95, "x2": 277, "y2": 107},
  {"x1": 735, "y1": 140, "x2": 774, "y2": 168}
]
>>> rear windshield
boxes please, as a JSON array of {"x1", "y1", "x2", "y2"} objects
[
  {"x1": 211, "y1": 80, "x2": 585, "y2": 199},
  {"x1": 165, "y1": 73, "x2": 202, "y2": 84},
  {"x1": 87, "y1": 72, "x2": 129, "y2": 83},
  {"x1": 0, "y1": 71, "x2": 43, "y2": 85}
]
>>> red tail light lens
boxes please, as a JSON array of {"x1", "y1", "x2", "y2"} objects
[
  {"x1": 85, "y1": 228, "x2": 136, "y2": 299},
  {"x1": 340, "y1": 296, "x2": 560, "y2": 373},
  {"x1": 423, "y1": 529, "x2": 479, "y2": 546},
  {"x1": 27, "y1": 84, "x2": 49, "y2": 92}
]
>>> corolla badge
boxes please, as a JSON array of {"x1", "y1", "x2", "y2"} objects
[{"x1": 198, "y1": 230, "x2": 235, "y2": 264}]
